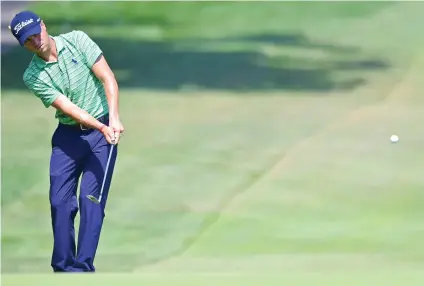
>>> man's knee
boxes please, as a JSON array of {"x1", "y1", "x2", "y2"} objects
[{"x1": 50, "y1": 196, "x2": 79, "y2": 219}]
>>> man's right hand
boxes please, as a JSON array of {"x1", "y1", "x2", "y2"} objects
[{"x1": 100, "y1": 125, "x2": 117, "y2": 145}]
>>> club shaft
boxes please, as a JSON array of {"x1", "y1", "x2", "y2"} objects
[{"x1": 98, "y1": 144, "x2": 115, "y2": 202}]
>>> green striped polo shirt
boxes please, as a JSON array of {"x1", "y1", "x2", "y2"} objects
[{"x1": 23, "y1": 30, "x2": 109, "y2": 125}]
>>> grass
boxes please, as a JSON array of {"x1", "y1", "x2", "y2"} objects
[
  {"x1": 3, "y1": 270, "x2": 424, "y2": 286},
  {"x1": 3, "y1": 1, "x2": 424, "y2": 285}
]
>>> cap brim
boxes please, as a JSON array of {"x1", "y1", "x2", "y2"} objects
[{"x1": 18, "y1": 24, "x2": 41, "y2": 46}]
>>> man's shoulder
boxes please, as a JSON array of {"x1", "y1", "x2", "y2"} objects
[{"x1": 57, "y1": 30, "x2": 90, "y2": 43}]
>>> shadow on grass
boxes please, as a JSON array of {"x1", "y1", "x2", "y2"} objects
[{"x1": 2, "y1": 32, "x2": 390, "y2": 94}]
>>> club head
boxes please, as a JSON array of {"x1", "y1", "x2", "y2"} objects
[{"x1": 86, "y1": 195, "x2": 100, "y2": 204}]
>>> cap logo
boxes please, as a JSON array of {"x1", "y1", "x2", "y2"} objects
[{"x1": 14, "y1": 18, "x2": 34, "y2": 35}]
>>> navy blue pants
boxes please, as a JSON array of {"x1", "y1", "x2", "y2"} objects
[{"x1": 49, "y1": 115, "x2": 117, "y2": 272}]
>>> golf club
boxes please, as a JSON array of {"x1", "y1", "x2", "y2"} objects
[{"x1": 87, "y1": 143, "x2": 115, "y2": 204}]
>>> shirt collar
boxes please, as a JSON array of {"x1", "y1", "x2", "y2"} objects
[{"x1": 33, "y1": 36, "x2": 65, "y2": 68}]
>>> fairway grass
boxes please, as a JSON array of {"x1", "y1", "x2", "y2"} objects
[
  {"x1": 3, "y1": 2, "x2": 424, "y2": 286},
  {"x1": 3, "y1": 268, "x2": 424, "y2": 286}
]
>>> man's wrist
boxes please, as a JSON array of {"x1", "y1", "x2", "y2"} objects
[
  {"x1": 98, "y1": 123, "x2": 107, "y2": 132},
  {"x1": 109, "y1": 112, "x2": 119, "y2": 120}
]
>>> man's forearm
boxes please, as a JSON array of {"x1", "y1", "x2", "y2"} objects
[
  {"x1": 103, "y1": 77, "x2": 120, "y2": 118},
  {"x1": 91, "y1": 55, "x2": 120, "y2": 119},
  {"x1": 77, "y1": 109, "x2": 107, "y2": 131},
  {"x1": 52, "y1": 94, "x2": 107, "y2": 131}
]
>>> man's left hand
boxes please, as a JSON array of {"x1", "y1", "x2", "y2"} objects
[{"x1": 109, "y1": 115, "x2": 124, "y2": 144}]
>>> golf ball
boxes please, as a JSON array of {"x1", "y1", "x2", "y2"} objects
[{"x1": 390, "y1": 135, "x2": 399, "y2": 143}]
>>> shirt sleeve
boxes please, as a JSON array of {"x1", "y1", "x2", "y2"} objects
[
  {"x1": 23, "y1": 74, "x2": 62, "y2": 108},
  {"x1": 74, "y1": 30, "x2": 103, "y2": 68}
]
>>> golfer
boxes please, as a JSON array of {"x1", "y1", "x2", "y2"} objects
[{"x1": 9, "y1": 11, "x2": 124, "y2": 272}]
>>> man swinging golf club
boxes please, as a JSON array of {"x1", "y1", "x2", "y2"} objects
[{"x1": 9, "y1": 11, "x2": 124, "y2": 272}]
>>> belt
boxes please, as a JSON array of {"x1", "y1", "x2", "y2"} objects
[{"x1": 60, "y1": 113, "x2": 109, "y2": 131}]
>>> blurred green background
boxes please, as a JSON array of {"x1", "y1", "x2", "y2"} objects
[{"x1": 2, "y1": 1, "x2": 424, "y2": 285}]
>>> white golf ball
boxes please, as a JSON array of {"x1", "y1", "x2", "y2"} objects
[{"x1": 390, "y1": 135, "x2": 399, "y2": 143}]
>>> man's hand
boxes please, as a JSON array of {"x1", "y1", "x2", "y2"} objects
[
  {"x1": 109, "y1": 115, "x2": 124, "y2": 144},
  {"x1": 100, "y1": 125, "x2": 118, "y2": 145}
]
